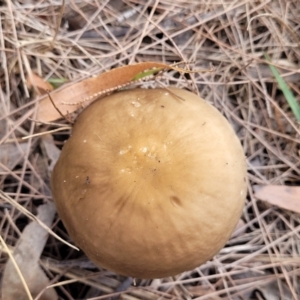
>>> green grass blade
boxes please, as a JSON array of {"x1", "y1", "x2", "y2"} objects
[{"x1": 264, "y1": 53, "x2": 300, "y2": 121}]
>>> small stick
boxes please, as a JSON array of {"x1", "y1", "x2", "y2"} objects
[
  {"x1": 28, "y1": 118, "x2": 67, "y2": 127},
  {"x1": 22, "y1": 127, "x2": 71, "y2": 140},
  {"x1": 47, "y1": 90, "x2": 74, "y2": 124}
]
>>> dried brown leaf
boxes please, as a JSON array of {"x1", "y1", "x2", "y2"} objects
[
  {"x1": 254, "y1": 185, "x2": 300, "y2": 214},
  {"x1": 36, "y1": 62, "x2": 174, "y2": 123}
]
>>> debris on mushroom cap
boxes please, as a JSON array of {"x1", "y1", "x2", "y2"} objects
[{"x1": 51, "y1": 88, "x2": 247, "y2": 279}]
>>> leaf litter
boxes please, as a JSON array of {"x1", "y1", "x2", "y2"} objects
[
  {"x1": 2, "y1": 202, "x2": 58, "y2": 300},
  {"x1": 1, "y1": 0, "x2": 300, "y2": 299}
]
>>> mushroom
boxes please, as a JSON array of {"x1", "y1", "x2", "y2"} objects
[{"x1": 51, "y1": 87, "x2": 247, "y2": 279}]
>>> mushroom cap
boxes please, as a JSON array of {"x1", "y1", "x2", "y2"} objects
[{"x1": 51, "y1": 88, "x2": 247, "y2": 279}]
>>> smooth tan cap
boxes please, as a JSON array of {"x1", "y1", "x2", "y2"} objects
[{"x1": 51, "y1": 88, "x2": 247, "y2": 279}]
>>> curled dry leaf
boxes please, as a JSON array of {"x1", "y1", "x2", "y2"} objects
[
  {"x1": 36, "y1": 62, "x2": 186, "y2": 122},
  {"x1": 254, "y1": 185, "x2": 300, "y2": 214},
  {"x1": 2, "y1": 202, "x2": 58, "y2": 300}
]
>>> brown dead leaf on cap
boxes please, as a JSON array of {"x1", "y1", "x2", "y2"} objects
[{"x1": 36, "y1": 62, "x2": 192, "y2": 123}]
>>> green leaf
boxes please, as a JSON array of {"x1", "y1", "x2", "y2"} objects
[
  {"x1": 131, "y1": 67, "x2": 163, "y2": 81},
  {"x1": 47, "y1": 77, "x2": 68, "y2": 89}
]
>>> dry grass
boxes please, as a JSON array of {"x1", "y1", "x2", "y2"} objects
[{"x1": 1, "y1": 0, "x2": 300, "y2": 299}]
